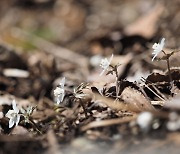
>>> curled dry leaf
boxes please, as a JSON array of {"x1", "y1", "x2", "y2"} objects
[
  {"x1": 147, "y1": 68, "x2": 180, "y2": 83},
  {"x1": 94, "y1": 87, "x2": 155, "y2": 113},
  {"x1": 94, "y1": 93, "x2": 131, "y2": 111},
  {"x1": 120, "y1": 87, "x2": 155, "y2": 112}
]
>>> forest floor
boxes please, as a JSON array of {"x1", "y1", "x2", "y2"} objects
[{"x1": 0, "y1": 0, "x2": 180, "y2": 154}]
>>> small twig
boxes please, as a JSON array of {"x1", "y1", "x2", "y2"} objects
[
  {"x1": 142, "y1": 77, "x2": 167, "y2": 100},
  {"x1": 141, "y1": 78, "x2": 165, "y2": 101}
]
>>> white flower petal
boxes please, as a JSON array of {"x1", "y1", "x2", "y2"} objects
[
  {"x1": 56, "y1": 99, "x2": 60, "y2": 105},
  {"x1": 59, "y1": 77, "x2": 65, "y2": 88},
  {"x1": 58, "y1": 93, "x2": 65, "y2": 103},
  {"x1": 9, "y1": 118, "x2": 15, "y2": 128},
  {"x1": 152, "y1": 43, "x2": 158, "y2": 50},
  {"x1": 20, "y1": 108, "x2": 26, "y2": 114},
  {"x1": 12, "y1": 100, "x2": 19, "y2": 113},
  {"x1": 152, "y1": 38, "x2": 165, "y2": 61},
  {"x1": 56, "y1": 97, "x2": 61, "y2": 104},
  {"x1": 99, "y1": 54, "x2": 113, "y2": 76},
  {"x1": 109, "y1": 54, "x2": 114, "y2": 64},
  {"x1": 15, "y1": 115, "x2": 21, "y2": 126},
  {"x1": 160, "y1": 38, "x2": 165, "y2": 48},
  {"x1": 5, "y1": 110, "x2": 15, "y2": 119},
  {"x1": 100, "y1": 69, "x2": 106, "y2": 76},
  {"x1": 152, "y1": 54, "x2": 156, "y2": 61},
  {"x1": 54, "y1": 77, "x2": 66, "y2": 105}
]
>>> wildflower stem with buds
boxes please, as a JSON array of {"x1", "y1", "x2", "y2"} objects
[
  {"x1": 99, "y1": 54, "x2": 121, "y2": 98},
  {"x1": 73, "y1": 83, "x2": 89, "y2": 118},
  {"x1": 152, "y1": 38, "x2": 173, "y2": 90}
]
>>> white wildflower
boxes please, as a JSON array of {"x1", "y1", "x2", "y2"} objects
[
  {"x1": 152, "y1": 38, "x2": 165, "y2": 61},
  {"x1": 137, "y1": 112, "x2": 153, "y2": 131},
  {"x1": 99, "y1": 54, "x2": 113, "y2": 76},
  {"x1": 54, "y1": 77, "x2": 65, "y2": 104},
  {"x1": 5, "y1": 100, "x2": 21, "y2": 128}
]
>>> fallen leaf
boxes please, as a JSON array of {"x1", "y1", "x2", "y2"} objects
[{"x1": 120, "y1": 87, "x2": 155, "y2": 112}]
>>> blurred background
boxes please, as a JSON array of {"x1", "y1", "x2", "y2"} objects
[{"x1": 0, "y1": 0, "x2": 179, "y2": 55}]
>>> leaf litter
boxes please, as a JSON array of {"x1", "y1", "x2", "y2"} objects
[{"x1": 0, "y1": 0, "x2": 180, "y2": 154}]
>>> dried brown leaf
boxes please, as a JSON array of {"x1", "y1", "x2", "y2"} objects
[
  {"x1": 94, "y1": 86, "x2": 155, "y2": 112},
  {"x1": 120, "y1": 87, "x2": 155, "y2": 112}
]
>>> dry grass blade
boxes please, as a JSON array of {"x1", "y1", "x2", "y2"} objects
[{"x1": 81, "y1": 115, "x2": 137, "y2": 131}]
